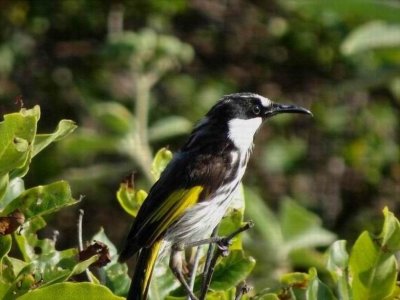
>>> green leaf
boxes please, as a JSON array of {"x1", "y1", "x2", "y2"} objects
[
  {"x1": 1, "y1": 257, "x2": 28, "y2": 283},
  {"x1": 210, "y1": 250, "x2": 256, "y2": 291},
  {"x1": 326, "y1": 240, "x2": 351, "y2": 300},
  {"x1": 166, "y1": 288, "x2": 236, "y2": 300},
  {"x1": 204, "y1": 288, "x2": 236, "y2": 300},
  {"x1": 39, "y1": 254, "x2": 100, "y2": 288},
  {"x1": 379, "y1": 207, "x2": 400, "y2": 252},
  {"x1": 244, "y1": 187, "x2": 287, "y2": 267},
  {"x1": 256, "y1": 294, "x2": 280, "y2": 300},
  {"x1": 306, "y1": 268, "x2": 337, "y2": 300},
  {"x1": 0, "y1": 174, "x2": 9, "y2": 204},
  {"x1": 151, "y1": 268, "x2": 178, "y2": 300},
  {"x1": 116, "y1": 181, "x2": 148, "y2": 218},
  {"x1": 387, "y1": 286, "x2": 400, "y2": 299},
  {"x1": 218, "y1": 185, "x2": 246, "y2": 250},
  {"x1": 149, "y1": 116, "x2": 192, "y2": 142},
  {"x1": 286, "y1": 0, "x2": 400, "y2": 23},
  {"x1": 59, "y1": 130, "x2": 121, "y2": 158},
  {"x1": 17, "y1": 282, "x2": 124, "y2": 300},
  {"x1": 32, "y1": 119, "x2": 77, "y2": 157},
  {"x1": 0, "y1": 106, "x2": 39, "y2": 177},
  {"x1": 289, "y1": 248, "x2": 326, "y2": 271},
  {"x1": 13, "y1": 214, "x2": 79, "y2": 288},
  {"x1": 14, "y1": 216, "x2": 47, "y2": 261},
  {"x1": 218, "y1": 208, "x2": 244, "y2": 250},
  {"x1": 263, "y1": 137, "x2": 306, "y2": 172},
  {"x1": 349, "y1": 231, "x2": 397, "y2": 300},
  {"x1": 280, "y1": 199, "x2": 336, "y2": 251},
  {"x1": 3, "y1": 262, "x2": 38, "y2": 299},
  {"x1": 280, "y1": 272, "x2": 309, "y2": 288},
  {"x1": 349, "y1": 207, "x2": 400, "y2": 300},
  {"x1": 5, "y1": 214, "x2": 95, "y2": 298},
  {"x1": 2, "y1": 181, "x2": 77, "y2": 220},
  {"x1": 102, "y1": 263, "x2": 130, "y2": 297},
  {"x1": 151, "y1": 147, "x2": 173, "y2": 180},
  {"x1": 244, "y1": 187, "x2": 283, "y2": 257},
  {"x1": 0, "y1": 235, "x2": 12, "y2": 274},
  {"x1": 326, "y1": 240, "x2": 349, "y2": 277},
  {"x1": 341, "y1": 21, "x2": 400, "y2": 56},
  {"x1": 1, "y1": 177, "x2": 25, "y2": 210},
  {"x1": 91, "y1": 102, "x2": 134, "y2": 135},
  {"x1": 0, "y1": 282, "x2": 9, "y2": 299},
  {"x1": 92, "y1": 228, "x2": 130, "y2": 296},
  {"x1": 106, "y1": 29, "x2": 193, "y2": 72}
]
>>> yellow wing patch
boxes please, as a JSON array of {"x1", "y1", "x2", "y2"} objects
[{"x1": 146, "y1": 186, "x2": 203, "y2": 244}]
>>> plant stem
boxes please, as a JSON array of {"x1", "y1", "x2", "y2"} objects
[
  {"x1": 77, "y1": 209, "x2": 93, "y2": 283},
  {"x1": 200, "y1": 226, "x2": 218, "y2": 299},
  {"x1": 187, "y1": 246, "x2": 202, "y2": 300},
  {"x1": 77, "y1": 209, "x2": 84, "y2": 251},
  {"x1": 131, "y1": 75, "x2": 155, "y2": 182},
  {"x1": 199, "y1": 222, "x2": 254, "y2": 300}
]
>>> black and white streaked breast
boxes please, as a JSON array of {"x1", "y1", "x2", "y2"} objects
[
  {"x1": 165, "y1": 95, "x2": 266, "y2": 244},
  {"x1": 165, "y1": 128, "x2": 256, "y2": 245}
]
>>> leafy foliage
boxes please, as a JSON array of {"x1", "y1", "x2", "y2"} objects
[
  {"x1": 2, "y1": 104, "x2": 400, "y2": 299},
  {"x1": 249, "y1": 207, "x2": 400, "y2": 300},
  {"x1": 0, "y1": 107, "x2": 120, "y2": 299},
  {"x1": 1, "y1": 1, "x2": 400, "y2": 299}
]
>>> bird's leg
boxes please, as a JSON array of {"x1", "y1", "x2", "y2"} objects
[
  {"x1": 170, "y1": 246, "x2": 199, "y2": 300},
  {"x1": 170, "y1": 222, "x2": 254, "y2": 300}
]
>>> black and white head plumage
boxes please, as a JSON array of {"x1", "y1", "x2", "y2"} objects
[{"x1": 183, "y1": 93, "x2": 273, "y2": 152}]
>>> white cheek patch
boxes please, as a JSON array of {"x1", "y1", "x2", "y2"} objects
[{"x1": 228, "y1": 117, "x2": 262, "y2": 151}]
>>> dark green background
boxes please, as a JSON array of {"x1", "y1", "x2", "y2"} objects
[{"x1": 1, "y1": 0, "x2": 399, "y2": 289}]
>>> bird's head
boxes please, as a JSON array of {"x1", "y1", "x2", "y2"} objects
[{"x1": 204, "y1": 92, "x2": 312, "y2": 150}]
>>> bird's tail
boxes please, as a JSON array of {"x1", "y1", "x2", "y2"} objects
[{"x1": 127, "y1": 240, "x2": 162, "y2": 300}]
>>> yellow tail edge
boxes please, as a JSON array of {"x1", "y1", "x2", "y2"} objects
[{"x1": 127, "y1": 240, "x2": 162, "y2": 300}]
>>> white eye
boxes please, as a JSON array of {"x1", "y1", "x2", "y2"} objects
[{"x1": 252, "y1": 105, "x2": 261, "y2": 115}]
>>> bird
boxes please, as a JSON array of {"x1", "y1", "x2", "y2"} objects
[{"x1": 119, "y1": 92, "x2": 312, "y2": 300}]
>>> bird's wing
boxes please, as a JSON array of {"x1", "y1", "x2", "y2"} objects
[
  {"x1": 119, "y1": 185, "x2": 204, "y2": 261},
  {"x1": 137, "y1": 186, "x2": 204, "y2": 246},
  {"x1": 119, "y1": 153, "x2": 207, "y2": 260},
  {"x1": 119, "y1": 145, "x2": 230, "y2": 261}
]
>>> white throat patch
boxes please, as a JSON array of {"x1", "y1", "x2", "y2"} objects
[{"x1": 228, "y1": 117, "x2": 262, "y2": 151}]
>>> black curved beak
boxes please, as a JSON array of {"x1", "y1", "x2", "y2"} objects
[{"x1": 265, "y1": 103, "x2": 313, "y2": 118}]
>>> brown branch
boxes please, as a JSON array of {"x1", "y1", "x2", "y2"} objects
[{"x1": 199, "y1": 221, "x2": 254, "y2": 300}]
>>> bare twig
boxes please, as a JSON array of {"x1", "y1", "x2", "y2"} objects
[
  {"x1": 77, "y1": 209, "x2": 93, "y2": 283},
  {"x1": 128, "y1": 75, "x2": 155, "y2": 182},
  {"x1": 224, "y1": 221, "x2": 254, "y2": 241},
  {"x1": 77, "y1": 209, "x2": 84, "y2": 251},
  {"x1": 180, "y1": 221, "x2": 255, "y2": 250},
  {"x1": 199, "y1": 244, "x2": 221, "y2": 300},
  {"x1": 199, "y1": 221, "x2": 254, "y2": 300},
  {"x1": 200, "y1": 225, "x2": 218, "y2": 296},
  {"x1": 188, "y1": 246, "x2": 202, "y2": 300}
]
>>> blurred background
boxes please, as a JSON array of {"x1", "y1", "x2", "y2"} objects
[{"x1": 1, "y1": 0, "x2": 399, "y2": 291}]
